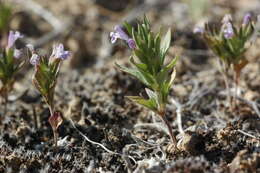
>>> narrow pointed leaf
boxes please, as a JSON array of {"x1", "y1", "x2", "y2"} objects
[{"x1": 127, "y1": 96, "x2": 157, "y2": 112}]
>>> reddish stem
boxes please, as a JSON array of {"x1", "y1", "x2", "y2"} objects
[{"x1": 159, "y1": 111, "x2": 177, "y2": 148}]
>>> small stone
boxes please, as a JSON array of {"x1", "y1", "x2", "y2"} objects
[{"x1": 177, "y1": 131, "x2": 205, "y2": 155}]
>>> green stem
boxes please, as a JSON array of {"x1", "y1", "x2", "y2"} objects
[
  {"x1": 159, "y1": 111, "x2": 177, "y2": 148},
  {"x1": 52, "y1": 128, "x2": 58, "y2": 148},
  {"x1": 32, "y1": 105, "x2": 38, "y2": 129},
  {"x1": 233, "y1": 70, "x2": 239, "y2": 110},
  {"x1": 48, "y1": 105, "x2": 57, "y2": 148},
  {"x1": 3, "y1": 92, "x2": 8, "y2": 115},
  {"x1": 218, "y1": 60, "x2": 232, "y2": 109}
]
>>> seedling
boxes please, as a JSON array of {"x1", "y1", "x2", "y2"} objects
[
  {"x1": 29, "y1": 43, "x2": 70, "y2": 147},
  {"x1": 194, "y1": 13, "x2": 256, "y2": 108},
  {"x1": 111, "y1": 17, "x2": 179, "y2": 147},
  {"x1": 0, "y1": 31, "x2": 24, "y2": 112}
]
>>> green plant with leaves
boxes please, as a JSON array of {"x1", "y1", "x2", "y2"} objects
[
  {"x1": 194, "y1": 13, "x2": 256, "y2": 108},
  {"x1": 110, "y1": 17, "x2": 179, "y2": 147},
  {"x1": 0, "y1": 31, "x2": 24, "y2": 112},
  {"x1": 29, "y1": 43, "x2": 71, "y2": 147}
]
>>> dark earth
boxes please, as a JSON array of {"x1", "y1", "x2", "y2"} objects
[{"x1": 0, "y1": 0, "x2": 260, "y2": 172}]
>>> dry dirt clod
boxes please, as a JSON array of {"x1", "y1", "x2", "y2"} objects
[
  {"x1": 5, "y1": 154, "x2": 22, "y2": 172},
  {"x1": 176, "y1": 131, "x2": 205, "y2": 155},
  {"x1": 15, "y1": 122, "x2": 31, "y2": 138},
  {"x1": 228, "y1": 149, "x2": 260, "y2": 173}
]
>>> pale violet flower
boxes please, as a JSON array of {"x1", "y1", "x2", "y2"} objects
[
  {"x1": 14, "y1": 49, "x2": 22, "y2": 59},
  {"x1": 127, "y1": 39, "x2": 136, "y2": 49},
  {"x1": 222, "y1": 22, "x2": 234, "y2": 39},
  {"x1": 7, "y1": 31, "x2": 23, "y2": 49},
  {"x1": 243, "y1": 13, "x2": 252, "y2": 25},
  {"x1": 30, "y1": 54, "x2": 40, "y2": 65},
  {"x1": 110, "y1": 25, "x2": 136, "y2": 49},
  {"x1": 193, "y1": 26, "x2": 205, "y2": 34},
  {"x1": 51, "y1": 44, "x2": 71, "y2": 60}
]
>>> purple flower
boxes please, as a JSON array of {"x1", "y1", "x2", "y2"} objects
[
  {"x1": 14, "y1": 49, "x2": 22, "y2": 59},
  {"x1": 222, "y1": 22, "x2": 234, "y2": 39},
  {"x1": 30, "y1": 54, "x2": 40, "y2": 65},
  {"x1": 7, "y1": 31, "x2": 23, "y2": 49},
  {"x1": 127, "y1": 39, "x2": 136, "y2": 49},
  {"x1": 193, "y1": 26, "x2": 204, "y2": 34},
  {"x1": 51, "y1": 44, "x2": 71, "y2": 60},
  {"x1": 243, "y1": 13, "x2": 252, "y2": 25},
  {"x1": 110, "y1": 25, "x2": 136, "y2": 49}
]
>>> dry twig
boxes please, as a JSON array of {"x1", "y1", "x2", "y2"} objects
[
  {"x1": 171, "y1": 98, "x2": 184, "y2": 134},
  {"x1": 69, "y1": 119, "x2": 136, "y2": 172},
  {"x1": 237, "y1": 129, "x2": 260, "y2": 140}
]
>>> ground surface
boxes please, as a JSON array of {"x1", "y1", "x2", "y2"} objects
[{"x1": 0, "y1": 0, "x2": 260, "y2": 172}]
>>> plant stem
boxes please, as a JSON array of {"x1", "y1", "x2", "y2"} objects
[
  {"x1": 53, "y1": 129, "x2": 58, "y2": 148},
  {"x1": 233, "y1": 70, "x2": 240, "y2": 110},
  {"x1": 158, "y1": 111, "x2": 177, "y2": 148},
  {"x1": 3, "y1": 92, "x2": 8, "y2": 115},
  {"x1": 218, "y1": 60, "x2": 232, "y2": 109},
  {"x1": 48, "y1": 105, "x2": 57, "y2": 148},
  {"x1": 32, "y1": 105, "x2": 38, "y2": 129},
  {"x1": 48, "y1": 105, "x2": 54, "y2": 116}
]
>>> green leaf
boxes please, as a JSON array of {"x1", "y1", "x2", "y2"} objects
[
  {"x1": 115, "y1": 63, "x2": 154, "y2": 87},
  {"x1": 155, "y1": 32, "x2": 161, "y2": 56},
  {"x1": 123, "y1": 22, "x2": 133, "y2": 36},
  {"x1": 115, "y1": 62, "x2": 150, "y2": 86},
  {"x1": 13, "y1": 61, "x2": 25, "y2": 73},
  {"x1": 145, "y1": 88, "x2": 159, "y2": 107},
  {"x1": 160, "y1": 28, "x2": 171, "y2": 58},
  {"x1": 130, "y1": 56, "x2": 147, "y2": 71},
  {"x1": 126, "y1": 96, "x2": 157, "y2": 112},
  {"x1": 156, "y1": 56, "x2": 178, "y2": 84},
  {"x1": 143, "y1": 15, "x2": 150, "y2": 30},
  {"x1": 168, "y1": 68, "x2": 176, "y2": 86},
  {"x1": 134, "y1": 49, "x2": 147, "y2": 64}
]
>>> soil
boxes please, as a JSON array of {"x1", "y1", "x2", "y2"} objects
[{"x1": 0, "y1": 0, "x2": 260, "y2": 173}]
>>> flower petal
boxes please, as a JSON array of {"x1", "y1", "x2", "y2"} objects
[
  {"x1": 30, "y1": 54, "x2": 40, "y2": 65},
  {"x1": 127, "y1": 39, "x2": 136, "y2": 49},
  {"x1": 7, "y1": 31, "x2": 23, "y2": 49},
  {"x1": 14, "y1": 49, "x2": 22, "y2": 59}
]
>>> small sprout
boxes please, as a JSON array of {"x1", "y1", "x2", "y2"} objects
[
  {"x1": 112, "y1": 17, "x2": 179, "y2": 148},
  {"x1": 195, "y1": 13, "x2": 256, "y2": 109},
  {"x1": 0, "y1": 30, "x2": 24, "y2": 112},
  {"x1": 30, "y1": 43, "x2": 70, "y2": 147}
]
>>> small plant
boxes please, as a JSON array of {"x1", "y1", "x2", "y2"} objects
[
  {"x1": 29, "y1": 43, "x2": 71, "y2": 147},
  {"x1": 0, "y1": 31, "x2": 24, "y2": 112},
  {"x1": 111, "y1": 17, "x2": 179, "y2": 147},
  {"x1": 194, "y1": 13, "x2": 256, "y2": 108}
]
